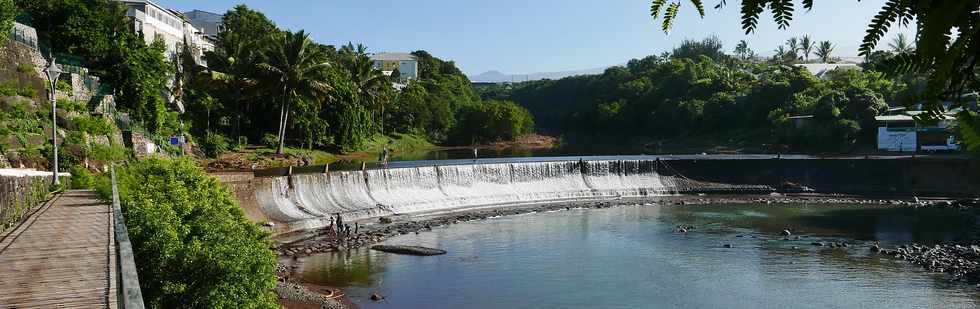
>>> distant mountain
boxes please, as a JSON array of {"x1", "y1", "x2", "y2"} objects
[{"x1": 468, "y1": 65, "x2": 616, "y2": 83}]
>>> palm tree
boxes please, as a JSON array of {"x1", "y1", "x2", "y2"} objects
[
  {"x1": 734, "y1": 40, "x2": 750, "y2": 60},
  {"x1": 206, "y1": 31, "x2": 261, "y2": 144},
  {"x1": 888, "y1": 33, "x2": 914, "y2": 53},
  {"x1": 785, "y1": 37, "x2": 800, "y2": 60},
  {"x1": 815, "y1": 41, "x2": 835, "y2": 63},
  {"x1": 339, "y1": 43, "x2": 390, "y2": 134},
  {"x1": 258, "y1": 30, "x2": 333, "y2": 154},
  {"x1": 774, "y1": 46, "x2": 787, "y2": 62},
  {"x1": 800, "y1": 35, "x2": 813, "y2": 62}
]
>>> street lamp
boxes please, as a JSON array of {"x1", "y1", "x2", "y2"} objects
[{"x1": 45, "y1": 55, "x2": 63, "y2": 186}]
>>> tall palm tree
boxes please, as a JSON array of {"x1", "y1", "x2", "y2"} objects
[
  {"x1": 815, "y1": 41, "x2": 835, "y2": 63},
  {"x1": 339, "y1": 43, "x2": 390, "y2": 134},
  {"x1": 258, "y1": 30, "x2": 333, "y2": 154},
  {"x1": 888, "y1": 33, "x2": 914, "y2": 53},
  {"x1": 785, "y1": 37, "x2": 800, "y2": 60},
  {"x1": 800, "y1": 35, "x2": 813, "y2": 62},
  {"x1": 734, "y1": 40, "x2": 750, "y2": 60},
  {"x1": 206, "y1": 31, "x2": 261, "y2": 144},
  {"x1": 774, "y1": 46, "x2": 787, "y2": 62}
]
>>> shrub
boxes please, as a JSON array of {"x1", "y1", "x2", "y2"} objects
[
  {"x1": 16, "y1": 63, "x2": 33, "y2": 74},
  {"x1": 114, "y1": 158, "x2": 278, "y2": 308},
  {"x1": 261, "y1": 133, "x2": 278, "y2": 149},
  {"x1": 75, "y1": 116, "x2": 114, "y2": 136},
  {"x1": 69, "y1": 165, "x2": 95, "y2": 189},
  {"x1": 200, "y1": 132, "x2": 230, "y2": 158}
]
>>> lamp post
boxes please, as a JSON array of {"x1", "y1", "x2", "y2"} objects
[{"x1": 45, "y1": 55, "x2": 63, "y2": 186}]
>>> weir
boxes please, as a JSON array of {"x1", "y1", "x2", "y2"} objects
[{"x1": 255, "y1": 160, "x2": 766, "y2": 231}]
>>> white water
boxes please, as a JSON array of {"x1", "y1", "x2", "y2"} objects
[{"x1": 256, "y1": 160, "x2": 689, "y2": 230}]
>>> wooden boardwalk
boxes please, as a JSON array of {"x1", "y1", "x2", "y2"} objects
[{"x1": 0, "y1": 190, "x2": 115, "y2": 308}]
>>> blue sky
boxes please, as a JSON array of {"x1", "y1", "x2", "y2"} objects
[{"x1": 162, "y1": 0, "x2": 916, "y2": 75}]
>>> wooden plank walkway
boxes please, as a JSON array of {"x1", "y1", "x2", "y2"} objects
[{"x1": 0, "y1": 190, "x2": 115, "y2": 309}]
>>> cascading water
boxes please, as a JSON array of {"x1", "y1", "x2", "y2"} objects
[{"x1": 255, "y1": 160, "x2": 719, "y2": 231}]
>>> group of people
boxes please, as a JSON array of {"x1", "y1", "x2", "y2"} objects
[{"x1": 328, "y1": 214, "x2": 358, "y2": 239}]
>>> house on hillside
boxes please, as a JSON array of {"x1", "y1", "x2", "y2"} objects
[
  {"x1": 117, "y1": 0, "x2": 213, "y2": 66},
  {"x1": 370, "y1": 52, "x2": 418, "y2": 81},
  {"x1": 795, "y1": 63, "x2": 861, "y2": 79}
]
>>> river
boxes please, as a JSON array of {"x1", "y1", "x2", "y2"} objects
[{"x1": 291, "y1": 202, "x2": 980, "y2": 308}]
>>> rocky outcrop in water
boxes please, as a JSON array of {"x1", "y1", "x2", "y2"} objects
[
  {"x1": 883, "y1": 244, "x2": 980, "y2": 282},
  {"x1": 275, "y1": 283, "x2": 347, "y2": 309},
  {"x1": 371, "y1": 245, "x2": 446, "y2": 256}
]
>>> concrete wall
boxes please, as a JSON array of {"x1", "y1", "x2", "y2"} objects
[{"x1": 665, "y1": 157, "x2": 980, "y2": 197}]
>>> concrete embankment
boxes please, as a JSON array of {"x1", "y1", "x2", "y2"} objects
[{"x1": 221, "y1": 156, "x2": 979, "y2": 235}]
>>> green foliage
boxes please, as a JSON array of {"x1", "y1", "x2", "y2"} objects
[
  {"x1": 261, "y1": 133, "x2": 278, "y2": 149},
  {"x1": 16, "y1": 63, "x2": 34, "y2": 73},
  {"x1": 451, "y1": 100, "x2": 535, "y2": 144},
  {"x1": 0, "y1": 82, "x2": 37, "y2": 98},
  {"x1": 69, "y1": 165, "x2": 95, "y2": 189},
  {"x1": 200, "y1": 131, "x2": 230, "y2": 158},
  {"x1": 114, "y1": 158, "x2": 278, "y2": 309},
  {"x1": 74, "y1": 115, "x2": 113, "y2": 135},
  {"x1": 672, "y1": 36, "x2": 725, "y2": 61},
  {"x1": 649, "y1": 0, "x2": 980, "y2": 152},
  {"x1": 0, "y1": 0, "x2": 13, "y2": 44},
  {"x1": 504, "y1": 47, "x2": 899, "y2": 152}
]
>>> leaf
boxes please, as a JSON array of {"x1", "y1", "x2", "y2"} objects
[
  {"x1": 770, "y1": 0, "x2": 796, "y2": 30},
  {"x1": 662, "y1": 2, "x2": 682, "y2": 33},
  {"x1": 691, "y1": 0, "x2": 706, "y2": 17},
  {"x1": 651, "y1": 0, "x2": 668, "y2": 18},
  {"x1": 740, "y1": 0, "x2": 767, "y2": 34},
  {"x1": 860, "y1": 0, "x2": 904, "y2": 56}
]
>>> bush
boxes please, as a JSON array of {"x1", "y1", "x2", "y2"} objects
[
  {"x1": 201, "y1": 132, "x2": 230, "y2": 158},
  {"x1": 16, "y1": 63, "x2": 33, "y2": 74},
  {"x1": 75, "y1": 116, "x2": 114, "y2": 136},
  {"x1": 114, "y1": 158, "x2": 278, "y2": 308},
  {"x1": 261, "y1": 133, "x2": 278, "y2": 149},
  {"x1": 69, "y1": 165, "x2": 95, "y2": 189}
]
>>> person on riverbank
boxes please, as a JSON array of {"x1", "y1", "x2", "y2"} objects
[
  {"x1": 354, "y1": 222, "x2": 359, "y2": 234},
  {"x1": 472, "y1": 147, "x2": 479, "y2": 160},
  {"x1": 379, "y1": 141, "x2": 392, "y2": 168}
]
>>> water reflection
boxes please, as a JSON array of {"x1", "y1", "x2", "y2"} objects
[{"x1": 297, "y1": 203, "x2": 980, "y2": 308}]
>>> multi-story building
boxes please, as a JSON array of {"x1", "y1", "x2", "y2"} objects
[
  {"x1": 117, "y1": 0, "x2": 212, "y2": 66},
  {"x1": 370, "y1": 52, "x2": 419, "y2": 81},
  {"x1": 183, "y1": 10, "x2": 224, "y2": 39}
]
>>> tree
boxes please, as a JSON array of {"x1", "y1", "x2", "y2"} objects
[
  {"x1": 649, "y1": 0, "x2": 980, "y2": 150},
  {"x1": 338, "y1": 43, "x2": 389, "y2": 133},
  {"x1": 733, "y1": 40, "x2": 751, "y2": 60},
  {"x1": 815, "y1": 40, "x2": 835, "y2": 63},
  {"x1": 887, "y1": 33, "x2": 913, "y2": 54},
  {"x1": 258, "y1": 30, "x2": 332, "y2": 154},
  {"x1": 113, "y1": 158, "x2": 278, "y2": 308},
  {"x1": 800, "y1": 34, "x2": 813, "y2": 62},
  {"x1": 785, "y1": 37, "x2": 800, "y2": 60},
  {"x1": 672, "y1": 36, "x2": 724, "y2": 60}
]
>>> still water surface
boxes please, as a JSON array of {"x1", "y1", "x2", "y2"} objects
[{"x1": 295, "y1": 203, "x2": 980, "y2": 308}]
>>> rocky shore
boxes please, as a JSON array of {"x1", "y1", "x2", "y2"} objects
[{"x1": 878, "y1": 244, "x2": 980, "y2": 282}]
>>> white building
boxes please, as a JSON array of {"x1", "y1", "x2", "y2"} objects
[
  {"x1": 875, "y1": 112, "x2": 960, "y2": 152},
  {"x1": 370, "y1": 52, "x2": 419, "y2": 81},
  {"x1": 795, "y1": 63, "x2": 861, "y2": 79},
  {"x1": 183, "y1": 10, "x2": 224, "y2": 38},
  {"x1": 117, "y1": 0, "x2": 212, "y2": 66}
]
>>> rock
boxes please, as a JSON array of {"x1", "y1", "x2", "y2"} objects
[
  {"x1": 304, "y1": 248, "x2": 312, "y2": 254},
  {"x1": 811, "y1": 242, "x2": 824, "y2": 247},
  {"x1": 370, "y1": 292, "x2": 385, "y2": 301},
  {"x1": 723, "y1": 244, "x2": 733, "y2": 248},
  {"x1": 371, "y1": 245, "x2": 447, "y2": 256},
  {"x1": 781, "y1": 229, "x2": 792, "y2": 236}
]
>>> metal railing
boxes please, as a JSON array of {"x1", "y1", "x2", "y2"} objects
[{"x1": 110, "y1": 166, "x2": 145, "y2": 309}]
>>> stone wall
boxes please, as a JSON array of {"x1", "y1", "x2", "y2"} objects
[{"x1": 0, "y1": 170, "x2": 64, "y2": 235}]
